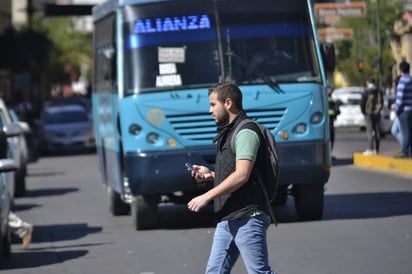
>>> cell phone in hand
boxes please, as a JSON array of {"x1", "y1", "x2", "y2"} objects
[{"x1": 185, "y1": 162, "x2": 196, "y2": 173}]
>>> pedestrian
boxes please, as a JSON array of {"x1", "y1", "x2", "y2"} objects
[
  {"x1": 395, "y1": 61, "x2": 412, "y2": 158},
  {"x1": 360, "y1": 76, "x2": 383, "y2": 155},
  {"x1": 327, "y1": 83, "x2": 340, "y2": 158},
  {"x1": 187, "y1": 83, "x2": 276, "y2": 274}
]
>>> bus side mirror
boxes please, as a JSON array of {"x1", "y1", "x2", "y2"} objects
[{"x1": 321, "y1": 42, "x2": 336, "y2": 72}]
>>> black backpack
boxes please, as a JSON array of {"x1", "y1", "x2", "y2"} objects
[
  {"x1": 365, "y1": 91, "x2": 382, "y2": 115},
  {"x1": 230, "y1": 118, "x2": 280, "y2": 223}
]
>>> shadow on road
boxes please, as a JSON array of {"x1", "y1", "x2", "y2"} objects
[
  {"x1": 274, "y1": 191, "x2": 412, "y2": 223},
  {"x1": 323, "y1": 191, "x2": 412, "y2": 220},
  {"x1": 332, "y1": 157, "x2": 353, "y2": 166},
  {"x1": 2, "y1": 223, "x2": 105, "y2": 270},
  {"x1": 1, "y1": 250, "x2": 88, "y2": 270},
  {"x1": 24, "y1": 187, "x2": 79, "y2": 198},
  {"x1": 27, "y1": 223, "x2": 103, "y2": 244}
]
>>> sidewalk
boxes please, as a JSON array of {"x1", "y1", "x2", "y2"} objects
[{"x1": 353, "y1": 149, "x2": 412, "y2": 177}]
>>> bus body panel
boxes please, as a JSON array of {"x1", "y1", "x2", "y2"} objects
[{"x1": 92, "y1": 92, "x2": 125, "y2": 194}]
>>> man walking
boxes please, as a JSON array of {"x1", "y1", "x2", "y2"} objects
[
  {"x1": 395, "y1": 61, "x2": 412, "y2": 158},
  {"x1": 360, "y1": 76, "x2": 383, "y2": 155},
  {"x1": 187, "y1": 83, "x2": 276, "y2": 273}
]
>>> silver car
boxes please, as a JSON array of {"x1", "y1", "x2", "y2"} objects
[
  {"x1": 0, "y1": 98, "x2": 27, "y2": 197},
  {"x1": 0, "y1": 126, "x2": 19, "y2": 261}
]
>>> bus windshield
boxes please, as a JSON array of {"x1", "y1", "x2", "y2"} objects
[{"x1": 122, "y1": 0, "x2": 321, "y2": 95}]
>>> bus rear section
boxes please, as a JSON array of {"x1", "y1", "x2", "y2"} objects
[{"x1": 92, "y1": 0, "x2": 333, "y2": 229}]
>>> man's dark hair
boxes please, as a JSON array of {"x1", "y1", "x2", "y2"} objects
[
  {"x1": 208, "y1": 83, "x2": 243, "y2": 110},
  {"x1": 399, "y1": 61, "x2": 410, "y2": 74}
]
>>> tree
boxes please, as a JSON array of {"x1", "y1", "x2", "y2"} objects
[
  {"x1": 31, "y1": 16, "x2": 92, "y2": 85},
  {"x1": 333, "y1": 0, "x2": 403, "y2": 89}
]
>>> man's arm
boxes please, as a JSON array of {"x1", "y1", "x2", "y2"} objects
[
  {"x1": 187, "y1": 159, "x2": 254, "y2": 212},
  {"x1": 187, "y1": 129, "x2": 259, "y2": 212}
]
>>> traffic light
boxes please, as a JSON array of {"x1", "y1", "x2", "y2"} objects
[{"x1": 357, "y1": 59, "x2": 364, "y2": 72}]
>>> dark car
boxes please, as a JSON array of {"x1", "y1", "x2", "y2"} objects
[{"x1": 37, "y1": 104, "x2": 95, "y2": 154}]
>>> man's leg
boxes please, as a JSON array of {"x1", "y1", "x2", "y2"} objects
[
  {"x1": 234, "y1": 214, "x2": 275, "y2": 274},
  {"x1": 364, "y1": 116, "x2": 373, "y2": 150},
  {"x1": 405, "y1": 111, "x2": 412, "y2": 156},
  {"x1": 205, "y1": 220, "x2": 240, "y2": 274},
  {"x1": 372, "y1": 115, "x2": 381, "y2": 153},
  {"x1": 399, "y1": 112, "x2": 410, "y2": 156}
]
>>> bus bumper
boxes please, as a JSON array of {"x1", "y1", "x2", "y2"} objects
[
  {"x1": 277, "y1": 140, "x2": 331, "y2": 185},
  {"x1": 124, "y1": 146, "x2": 216, "y2": 195},
  {"x1": 124, "y1": 140, "x2": 330, "y2": 196}
]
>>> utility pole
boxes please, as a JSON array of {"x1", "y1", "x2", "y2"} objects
[
  {"x1": 376, "y1": 0, "x2": 383, "y2": 91},
  {"x1": 27, "y1": 0, "x2": 34, "y2": 30}
]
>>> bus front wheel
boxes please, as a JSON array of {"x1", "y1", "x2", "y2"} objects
[
  {"x1": 293, "y1": 184, "x2": 324, "y2": 221},
  {"x1": 132, "y1": 195, "x2": 159, "y2": 230},
  {"x1": 107, "y1": 186, "x2": 130, "y2": 216}
]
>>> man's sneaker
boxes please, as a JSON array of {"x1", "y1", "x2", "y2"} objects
[
  {"x1": 362, "y1": 149, "x2": 375, "y2": 156},
  {"x1": 22, "y1": 224, "x2": 33, "y2": 249}
]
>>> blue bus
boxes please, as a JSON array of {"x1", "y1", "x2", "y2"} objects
[{"x1": 92, "y1": 0, "x2": 335, "y2": 229}]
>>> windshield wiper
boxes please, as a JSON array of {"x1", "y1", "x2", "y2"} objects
[
  {"x1": 224, "y1": 30, "x2": 284, "y2": 94},
  {"x1": 226, "y1": 50, "x2": 284, "y2": 94}
]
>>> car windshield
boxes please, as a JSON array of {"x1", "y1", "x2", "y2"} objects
[{"x1": 43, "y1": 110, "x2": 88, "y2": 124}]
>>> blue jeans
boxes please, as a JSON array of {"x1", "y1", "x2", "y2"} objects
[
  {"x1": 391, "y1": 118, "x2": 402, "y2": 145},
  {"x1": 399, "y1": 111, "x2": 412, "y2": 156},
  {"x1": 205, "y1": 213, "x2": 276, "y2": 274}
]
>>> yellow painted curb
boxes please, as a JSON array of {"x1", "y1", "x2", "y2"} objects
[{"x1": 353, "y1": 153, "x2": 412, "y2": 177}]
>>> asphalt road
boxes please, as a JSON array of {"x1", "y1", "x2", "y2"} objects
[{"x1": 1, "y1": 128, "x2": 411, "y2": 274}]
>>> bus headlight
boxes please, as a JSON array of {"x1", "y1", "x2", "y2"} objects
[
  {"x1": 310, "y1": 112, "x2": 323, "y2": 124},
  {"x1": 147, "y1": 133, "x2": 159, "y2": 144},
  {"x1": 292, "y1": 123, "x2": 307, "y2": 134},
  {"x1": 129, "y1": 124, "x2": 142, "y2": 135}
]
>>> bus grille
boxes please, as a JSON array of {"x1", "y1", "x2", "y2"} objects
[{"x1": 166, "y1": 108, "x2": 286, "y2": 142}]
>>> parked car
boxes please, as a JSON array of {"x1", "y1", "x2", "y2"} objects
[
  {"x1": 0, "y1": 158, "x2": 15, "y2": 261},
  {"x1": 45, "y1": 96, "x2": 91, "y2": 116},
  {"x1": 0, "y1": 127, "x2": 19, "y2": 261},
  {"x1": 36, "y1": 104, "x2": 95, "y2": 154},
  {"x1": 0, "y1": 98, "x2": 27, "y2": 197},
  {"x1": 332, "y1": 86, "x2": 366, "y2": 129},
  {"x1": 332, "y1": 86, "x2": 393, "y2": 135}
]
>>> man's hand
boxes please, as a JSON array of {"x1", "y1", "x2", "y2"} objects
[
  {"x1": 187, "y1": 194, "x2": 210, "y2": 212},
  {"x1": 191, "y1": 165, "x2": 214, "y2": 181}
]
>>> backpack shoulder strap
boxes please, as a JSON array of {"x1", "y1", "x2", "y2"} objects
[{"x1": 230, "y1": 118, "x2": 256, "y2": 152}]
